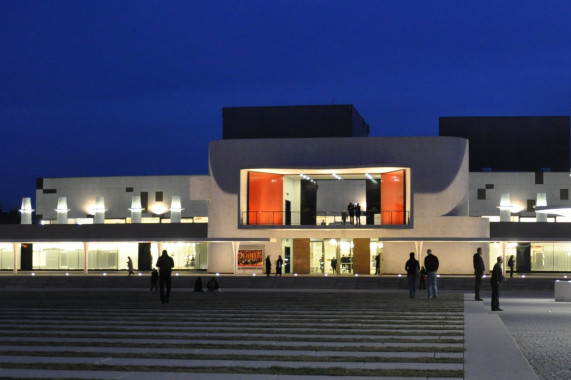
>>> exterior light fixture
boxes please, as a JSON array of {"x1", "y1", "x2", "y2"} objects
[
  {"x1": 355, "y1": 274, "x2": 359, "y2": 277},
  {"x1": 216, "y1": 272, "x2": 220, "y2": 276},
  {"x1": 294, "y1": 273, "x2": 298, "y2": 276},
  {"x1": 252, "y1": 273, "x2": 256, "y2": 276},
  {"x1": 31, "y1": 272, "x2": 35, "y2": 276},
  {"x1": 324, "y1": 273, "x2": 328, "y2": 276},
  {"x1": 522, "y1": 275, "x2": 526, "y2": 278},
  {"x1": 65, "y1": 273, "x2": 69, "y2": 276},
  {"x1": 103, "y1": 273, "x2": 107, "y2": 276},
  {"x1": 398, "y1": 274, "x2": 402, "y2": 277},
  {"x1": 138, "y1": 273, "x2": 142, "y2": 276}
]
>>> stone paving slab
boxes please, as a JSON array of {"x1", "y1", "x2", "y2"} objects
[
  {"x1": 1, "y1": 336, "x2": 464, "y2": 348},
  {"x1": 0, "y1": 355, "x2": 464, "y2": 371},
  {"x1": 0, "y1": 369, "x2": 451, "y2": 380},
  {"x1": 0, "y1": 345, "x2": 464, "y2": 358}
]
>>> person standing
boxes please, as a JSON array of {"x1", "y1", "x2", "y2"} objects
[
  {"x1": 405, "y1": 252, "x2": 420, "y2": 299},
  {"x1": 424, "y1": 249, "x2": 439, "y2": 299},
  {"x1": 347, "y1": 202, "x2": 355, "y2": 225},
  {"x1": 127, "y1": 257, "x2": 134, "y2": 276},
  {"x1": 276, "y1": 255, "x2": 283, "y2": 276},
  {"x1": 507, "y1": 255, "x2": 515, "y2": 278},
  {"x1": 331, "y1": 257, "x2": 337, "y2": 274},
  {"x1": 156, "y1": 250, "x2": 174, "y2": 304},
  {"x1": 491, "y1": 256, "x2": 504, "y2": 311},
  {"x1": 375, "y1": 253, "x2": 381, "y2": 275},
  {"x1": 265, "y1": 255, "x2": 272, "y2": 277},
  {"x1": 150, "y1": 268, "x2": 159, "y2": 292},
  {"x1": 354, "y1": 203, "x2": 361, "y2": 225},
  {"x1": 473, "y1": 247, "x2": 485, "y2": 301}
]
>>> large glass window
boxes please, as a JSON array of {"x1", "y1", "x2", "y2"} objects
[
  {"x1": 309, "y1": 238, "x2": 353, "y2": 275},
  {"x1": 88, "y1": 242, "x2": 138, "y2": 271},
  {"x1": 242, "y1": 168, "x2": 410, "y2": 227},
  {"x1": 0, "y1": 244, "x2": 14, "y2": 270},
  {"x1": 163, "y1": 242, "x2": 208, "y2": 270},
  {"x1": 531, "y1": 243, "x2": 571, "y2": 272},
  {"x1": 32, "y1": 243, "x2": 84, "y2": 270}
]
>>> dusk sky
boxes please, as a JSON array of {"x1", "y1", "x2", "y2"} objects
[{"x1": 1, "y1": 1, "x2": 570, "y2": 210}]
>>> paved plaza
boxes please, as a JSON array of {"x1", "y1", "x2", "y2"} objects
[{"x1": 0, "y1": 285, "x2": 566, "y2": 379}]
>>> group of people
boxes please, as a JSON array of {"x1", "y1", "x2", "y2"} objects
[
  {"x1": 341, "y1": 202, "x2": 362, "y2": 225},
  {"x1": 265, "y1": 255, "x2": 284, "y2": 276},
  {"x1": 404, "y1": 249, "x2": 439, "y2": 299},
  {"x1": 405, "y1": 247, "x2": 514, "y2": 311}
]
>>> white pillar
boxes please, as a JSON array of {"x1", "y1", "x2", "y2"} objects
[
  {"x1": 536, "y1": 193, "x2": 547, "y2": 222},
  {"x1": 19, "y1": 197, "x2": 34, "y2": 224},
  {"x1": 129, "y1": 195, "x2": 143, "y2": 224},
  {"x1": 83, "y1": 242, "x2": 89, "y2": 275},
  {"x1": 55, "y1": 197, "x2": 70, "y2": 224},
  {"x1": 170, "y1": 195, "x2": 183, "y2": 223},
  {"x1": 498, "y1": 193, "x2": 512, "y2": 222},
  {"x1": 13, "y1": 242, "x2": 19, "y2": 275},
  {"x1": 94, "y1": 197, "x2": 106, "y2": 224}
]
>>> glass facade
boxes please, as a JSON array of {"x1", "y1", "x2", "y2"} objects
[
  {"x1": 307, "y1": 238, "x2": 381, "y2": 275},
  {"x1": 33, "y1": 243, "x2": 85, "y2": 270}
]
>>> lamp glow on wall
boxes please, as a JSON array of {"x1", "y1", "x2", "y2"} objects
[
  {"x1": 498, "y1": 193, "x2": 513, "y2": 222},
  {"x1": 129, "y1": 195, "x2": 144, "y2": 224},
  {"x1": 93, "y1": 197, "x2": 107, "y2": 224},
  {"x1": 19, "y1": 197, "x2": 34, "y2": 225},
  {"x1": 55, "y1": 197, "x2": 70, "y2": 224},
  {"x1": 170, "y1": 195, "x2": 184, "y2": 223}
]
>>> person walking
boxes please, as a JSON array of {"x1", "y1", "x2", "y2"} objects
[
  {"x1": 156, "y1": 250, "x2": 174, "y2": 304},
  {"x1": 405, "y1": 252, "x2": 420, "y2": 298},
  {"x1": 150, "y1": 268, "x2": 159, "y2": 292},
  {"x1": 507, "y1": 255, "x2": 515, "y2": 278},
  {"x1": 473, "y1": 247, "x2": 485, "y2": 301},
  {"x1": 424, "y1": 249, "x2": 439, "y2": 299},
  {"x1": 127, "y1": 257, "x2": 134, "y2": 276},
  {"x1": 276, "y1": 255, "x2": 283, "y2": 276},
  {"x1": 265, "y1": 255, "x2": 272, "y2": 277},
  {"x1": 491, "y1": 256, "x2": 504, "y2": 311},
  {"x1": 375, "y1": 253, "x2": 381, "y2": 275}
]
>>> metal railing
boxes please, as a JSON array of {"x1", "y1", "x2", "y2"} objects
[{"x1": 242, "y1": 210, "x2": 409, "y2": 226}]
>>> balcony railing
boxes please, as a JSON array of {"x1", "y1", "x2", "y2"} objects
[{"x1": 243, "y1": 210, "x2": 409, "y2": 226}]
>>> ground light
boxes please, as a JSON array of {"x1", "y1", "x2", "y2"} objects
[
  {"x1": 216, "y1": 272, "x2": 220, "y2": 276},
  {"x1": 138, "y1": 273, "x2": 142, "y2": 276},
  {"x1": 31, "y1": 273, "x2": 35, "y2": 276},
  {"x1": 65, "y1": 273, "x2": 69, "y2": 276},
  {"x1": 355, "y1": 274, "x2": 359, "y2": 277},
  {"x1": 103, "y1": 273, "x2": 107, "y2": 276},
  {"x1": 522, "y1": 275, "x2": 526, "y2": 278},
  {"x1": 252, "y1": 273, "x2": 256, "y2": 276},
  {"x1": 175, "y1": 273, "x2": 179, "y2": 276},
  {"x1": 398, "y1": 274, "x2": 402, "y2": 277},
  {"x1": 294, "y1": 273, "x2": 298, "y2": 276},
  {"x1": 324, "y1": 273, "x2": 328, "y2": 276}
]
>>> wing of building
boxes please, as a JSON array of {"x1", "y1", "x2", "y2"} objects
[{"x1": 0, "y1": 107, "x2": 569, "y2": 275}]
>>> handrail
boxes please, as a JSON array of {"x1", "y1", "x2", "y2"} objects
[{"x1": 243, "y1": 210, "x2": 409, "y2": 226}]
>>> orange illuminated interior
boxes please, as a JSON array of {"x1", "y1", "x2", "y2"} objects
[
  {"x1": 381, "y1": 170, "x2": 405, "y2": 225},
  {"x1": 248, "y1": 172, "x2": 284, "y2": 225}
]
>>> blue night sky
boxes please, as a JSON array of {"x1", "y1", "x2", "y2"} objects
[{"x1": 1, "y1": 0, "x2": 570, "y2": 210}]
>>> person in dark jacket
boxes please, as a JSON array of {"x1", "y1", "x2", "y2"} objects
[
  {"x1": 265, "y1": 255, "x2": 271, "y2": 277},
  {"x1": 156, "y1": 250, "x2": 174, "y2": 304},
  {"x1": 473, "y1": 247, "x2": 485, "y2": 301},
  {"x1": 276, "y1": 255, "x2": 283, "y2": 276},
  {"x1": 194, "y1": 276, "x2": 203, "y2": 292},
  {"x1": 507, "y1": 255, "x2": 515, "y2": 278},
  {"x1": 150, "y1": 268, "x2": 159, "y2": 292},
  {"x1": 491, "y1": 256, "x2": 504, "y2": 311},
  {"x1": 424, "y1": 249, "x2": 439, "y2": 299},
  {"x1": 419, "y1": 266, "x2": 427, "y2": 290},
  {"x1": 405, "y1": 252, "x2": 420, "y2": 298},
  {"x1": 207, "y1": 277, "x2": 219, "y2": 291}
]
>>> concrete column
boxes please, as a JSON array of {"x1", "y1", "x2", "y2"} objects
[
  {"x1": 83, "y1": 242, "x2": 89, "y2": 275},
  {"x1": 13, "y1": 242, "x2": 19, "y2": 275},
  {"x1": 94, "y1": 197, "x2": 106, "y2": 224},
  {"x1": 170, "y1": 195, "x2": 183, "y2": 223},
  {"x1": 499, "y1": 193, "x2": 512, "y2": 222},
  {"x1": 536, "y1": 193, "x2": 547, "y2": 222},
  {"x1": 19, "y1": 197, "x2": 34, "y2": 224},
  {"x1": 129, "y1": 195, "x2": 143, "y2": 224},
  {"x1": 55, "y1": 197, "x2": 70, "y2": 224}
]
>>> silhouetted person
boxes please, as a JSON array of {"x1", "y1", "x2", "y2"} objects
[
  {"x1": 341, "y1": 211, "x2": 347, "y2": 225},
  {"x1": 276, "y1": 255, "x2": 283, "y2": 276},
  {"x1": 347, "y1": 202, "x2": 355, "y2": 224},
  {"x1": 127, "y1": 256, "x2": 134, "y2": 276},
  {"x1": 207, "y1": 277, "x2": 219, "y2": 292},
  {"x1": 194, "y1": 277, "x2": 203, "y2": 292},
  {"x1": 375, "y1": 253, "x2": 381, "y2": 275},
  {"x1": 265, "y1": 255, "x2": 271, "y2": 277},
  {"x1": 156, "y1": 250, "x2": 174, "y2": 304},
  {"x1": 331, "y1": 258, "x2": 337, "y2": 274},
  {"x1": 424, "y1": 249, "x2": 439, "y2": 299},
  {"x1": 507, "y1": 255, "x2": 515, "y2": 278},
  {"x1": 354, "y1": 203, "x2": 361, "y2": 225},
  {"x1": 150, "y1": 268, "x2": 159, "y2": 292},
  {"x1": 405, "y1": 252, "x2": 420, "y2": 298},
  {"x1": 473, "y1": 247, "x2": 484, "y2": 301},
  {"x1": 419, "y1": 266, "x2": 427, "y2": 290},
  {"x1": 491, "y1": 256, "x2": 504, "y2": 311}
]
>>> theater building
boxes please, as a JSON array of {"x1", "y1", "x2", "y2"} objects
[{"x1": 0, "y1": 106, "x2": 569, "y2": 275}]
